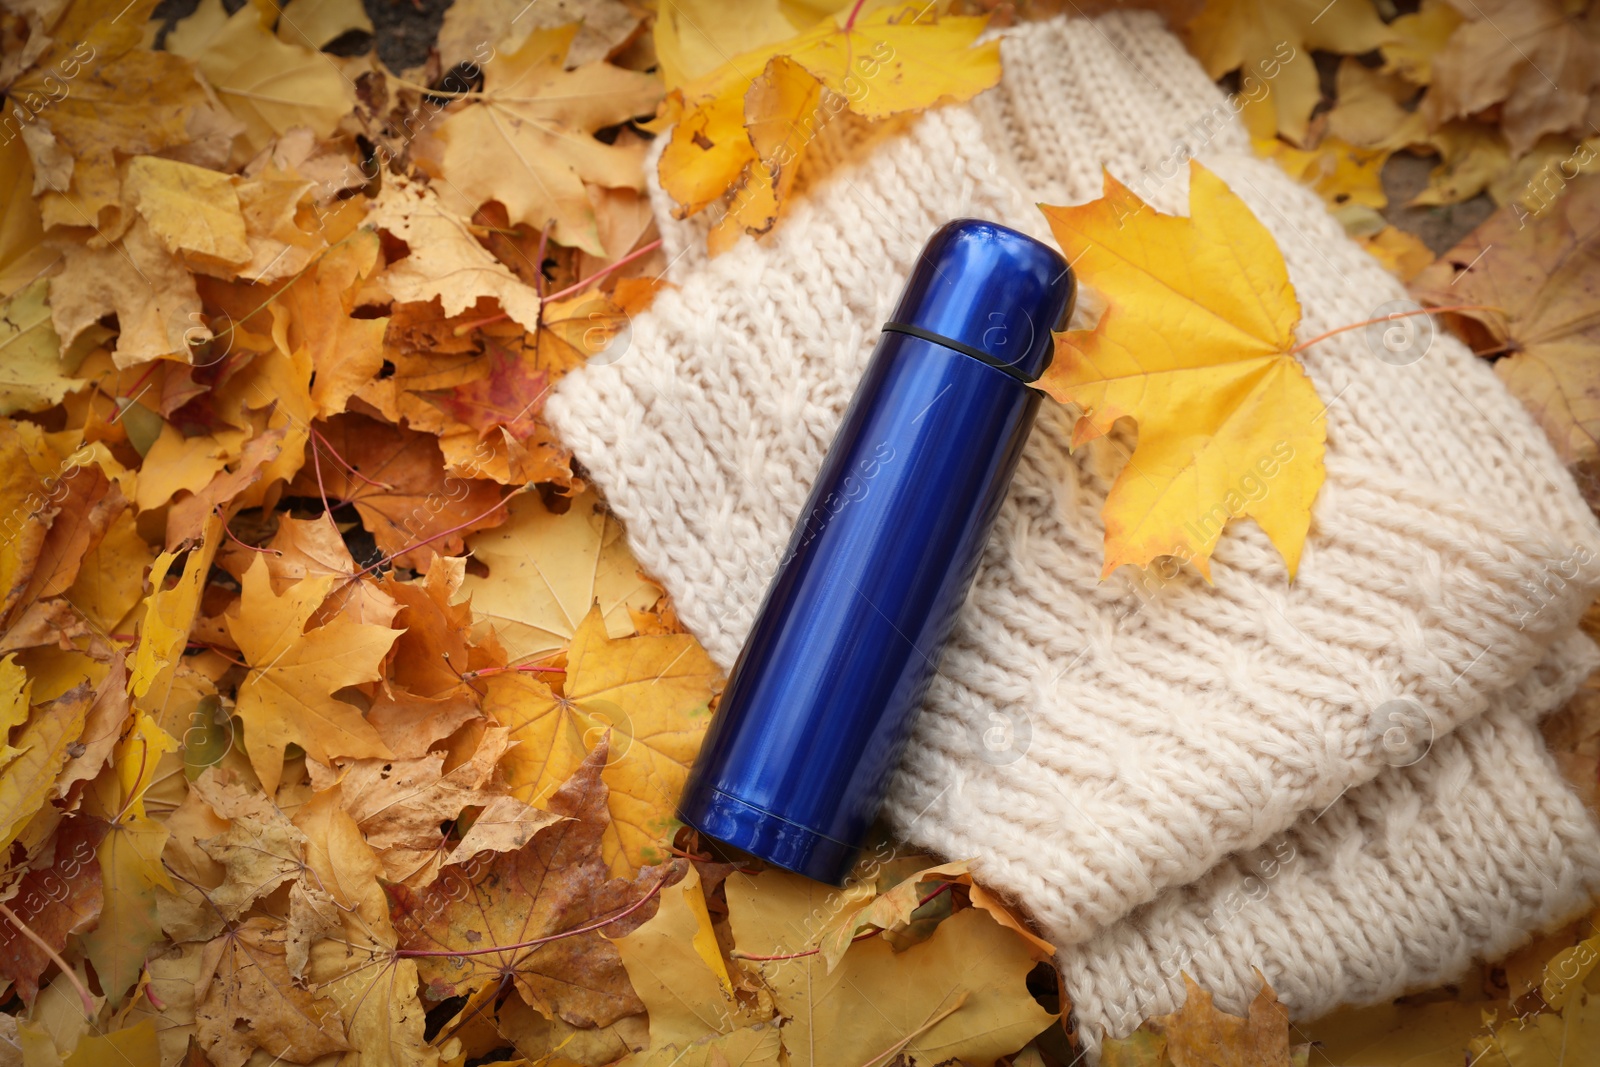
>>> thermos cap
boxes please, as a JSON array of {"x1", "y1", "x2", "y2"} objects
[{"x1": 885, "y1": 218, "x2": 1075, "y2": 382}]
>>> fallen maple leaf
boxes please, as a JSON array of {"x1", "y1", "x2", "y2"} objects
[
  {"x1": 367, "y1": 177, "x2": 546, "y2": 334},
  {"x1": 483, "y1": 604, "x2": 720, "y2": 876},
  {"x1": 306, "y1": 726, "x2": 513, "y2": 885},
  {"x1": 658, "y1": 2, "x2": 1000, "y2": 251},
  {"x1": 167, "y1": 0, "x2": 356, "y2": 157},
  {"x1": 1103, "y1": 973, "x2": 1307, "y2": 1067},
  {"x1": 725, "y1": 869, "x2": 1056, "y2": 1067},
  {"x1": 385, "y1": 741, "x2": 670, "y2": 1028},
  {"x1": 271, "y1": 229, "x2": 389, "y2": 418},
  {"x1": 459, "y1": 490, "x2": 660, "y2": 664},
  {"x1": 653, "y1": 0, "x2": 799, "y2": 90},
  {"x1": 611, "y1": 862, "x2": 770, "y2": 1060},
  {"x1": 194, "y1": 916, "x2": 350, "y2": 1067},
  {"x1": 6, "y1": 0, "x2": 210, "y2": 231},
  {"x1": 425, "y1": 23, "x2": 662, "y2": 256},
  {"x1": 1039, "y1": 161, "x2": 1326, "y2": 579},
  {"x1": 287, "y1": 411, "x2": 510, "y2": 573},
  {"x1": 1411, "y1": 172, "x2": 1600, "y2": 465},
  {"x1": 1424, "y1": 0, "x2": 1600, "y2": 157},
  {"x1": 1183, "y1": 0, "x2": 1389, "y2": 144},
  {"x1": 224, "y1": 554, "x2": 398, "y2": 794}
]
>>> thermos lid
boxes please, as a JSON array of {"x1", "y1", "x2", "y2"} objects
[{"x1": 885, "y1": 218, "x2": 1075, "y2": 383}]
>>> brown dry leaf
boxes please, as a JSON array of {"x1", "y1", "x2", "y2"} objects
[
  {"x1": 190, "y1": 768, "x2": 307, "y2": 918},
  {"x1": 484, "y1": 604, "x2": 720, "y2": 876},
  {"x1": 306, "y1": 726, "x2": 512, "y2": 885},
  {"x1": 194, "y1": 917, "x2": 350, "y2": 1067},
  {"x1": 1426, "y1": 0, "x2": 1600, "y2": 157},
  {"x1": 8, "y1": 0, "x2": 210, "y2": 231},
  {"x1": 447, "y1": 794, "x2": 565, "y2": 865},
  {"x1": 427, "y1": 24, "x2": 662, "y2": 255},
  {"x1": 1184, "y1": 0, "x2": 1389, "y2": 144},
  {"x1": 1410, "y1": 172, "x2": 1600, "y2": 464},
  {"x1": 379, "y1": 555, "x2": 494, "y2": 700},
  {"x1": 425, "y1": 338, "x2": 553, "y2": 442},
  {"x1": 386, "y1": 742, "x2": 666, "y2": 1027},
  {"x1": 288, "y1": 411, "x2": 510, "y2": 573},
  {"x1": 818, "y1": 858, "x2": 1054, "y2": 971},
  {"x1": 11, "y1": 461, "x2": 124, "y2": 617},
  {"x1": 217, "y1": 514, "x2": 399, "y2": 628},
  {"x1": 165, "y1": 427, "x2": 284, "y2": 548},
  {"x1": 48, "y1": 218, "x2": 205, "y2": 367},
  {"x1": 368, "y1": 177, "x2": 545, "y2": 333},
  {"x1": 1141, "y1": 974, "x2": 1301, "y2": 1067},
  {"x1": 224, "y1": 553, "x2": 398, "y2": 794},
  {"x1": 460, "y1": 490, "x2": 659, "y2": 664}
]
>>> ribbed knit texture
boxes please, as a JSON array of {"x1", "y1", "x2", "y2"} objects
[{"x1": 546, "y1": 10, "x2": 1600, "y2": 1050}]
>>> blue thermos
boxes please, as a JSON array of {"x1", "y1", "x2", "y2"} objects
[{"x1": 677, "y1": 219, "x2": 1076, "y2": 885}]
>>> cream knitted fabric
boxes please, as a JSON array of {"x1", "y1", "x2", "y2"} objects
[
  {"x1": 546, "y1": 9, "x2": 1600, "y2": 1046},
  {"x1": 1062, "y1": 630, "x2": 1600, "y2": 1052}
]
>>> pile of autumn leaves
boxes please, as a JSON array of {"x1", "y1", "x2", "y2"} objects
[{"x1": 0, "y1": 0, "x2": 1086, "y2": 1064}]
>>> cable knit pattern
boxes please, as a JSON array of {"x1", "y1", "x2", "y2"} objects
[
  {"x1": 1062, "y1": 631, "x2": 1600, "y2": 1054},
  {"x1": 546, "y1": 9, "x2": 1600, "y2": 1049}
]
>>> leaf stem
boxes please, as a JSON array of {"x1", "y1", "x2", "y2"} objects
[
  {"x1": 1287, "y1": 304, "x2": 1504, "y2": 357},
  {"x1": 0, "y1": 900, "x2": 94, "y2": 1017},
  {"x1": 396, "y1": 869, "x2": 668, "y2": 958},
  {"x1": 353, "y1": 485, "x2": 526, "y2": 578},
  {"x1": 460, "y1": 664, "x2": 565, "y2": 679},
  {"x1": 730, "y1": 882, "x2": 955, "y2": 961},
  {"x1": 844, "y1": 0, "x2": 867, "y2": 30},
  {"x1": 452, "y1": 238, "x2": 663, "y2": 336}
]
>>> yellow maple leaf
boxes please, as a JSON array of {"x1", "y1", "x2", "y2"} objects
[
  {"x1": 427, "y1": 23, "x2": 663, "y2": 255},
  {"x1": 459, "y1": 489, "x2": 659, "y2": 664},
  {"x1": 224, "y1": 555, "x2": 398, "y2": 794},
  {"x1": 658, "y1": 2, "x2": 999, "y2": 250},
  {"x1": 483, "y1": 605, "x2": 720, "y2": 876},
  {"x1": 166, "y1": 0, "x2": 356, "y2": 157},
  {"x1": 7, "y1": 0, "x2": 210, "y2": 231},
  {"x1": 1184, "y1": 0, "x2": 1390, "y2": 144},
  {"x1": 122, "y1": 155, "x2": 251, "y2": 272},
  {"x1": 1039, "y1": 161, "x2": 1326, "y2": 580}
]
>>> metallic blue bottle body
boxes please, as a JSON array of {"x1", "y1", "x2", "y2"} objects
[{"x1": 677, "y1": 220, "x2": 1074, "y2": 884}]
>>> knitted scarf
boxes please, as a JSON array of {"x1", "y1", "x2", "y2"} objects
[{"x1": 547, "y1": 10, "x2": 1600, "y2": 1052}]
